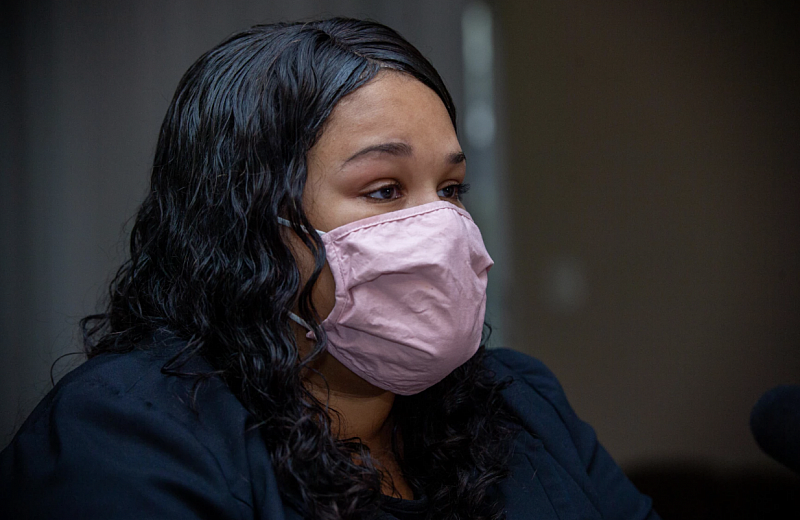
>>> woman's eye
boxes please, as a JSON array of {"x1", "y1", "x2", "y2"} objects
[
  {"x1": 365, "y1": 184, "x2": 401, "y2": 200},
  {"x1": 438, "y1": 183, "x2": 471, "y2": 201}
]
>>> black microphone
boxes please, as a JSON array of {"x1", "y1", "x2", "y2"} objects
[{"x1": 750, "y1": 385, "x2": 800, "y2": 475}]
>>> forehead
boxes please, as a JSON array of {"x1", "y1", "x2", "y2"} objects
[{"x1": 312, "y1": 70, "x2": 458, "y2": 157}]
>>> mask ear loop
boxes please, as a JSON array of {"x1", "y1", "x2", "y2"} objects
[
  {"x1": 278, "y1": 216, "x2": 324, "y2": 340},
  {"x1": 277, "y1": 216, "x2": 326, "y2": 236},
  {"x1": 288, "y1": 311, "x2": 312, "y2": 331}
]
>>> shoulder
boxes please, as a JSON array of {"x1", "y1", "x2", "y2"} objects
[
  {"x1": 0, "y1": 334, "x2": 263, "y2": 519},
  {"x1": 482, "y1": 347, "x2": 591, "y2": 463},
  {"x1": 17, "y1": 334, "x2": 246, "y2": 439},
  {"x1": 483, "y1": 348, "x2": 572, "y2": 417},
  {"x1": 483, "y1": 348, "x2": 587, "y2": 454},
  {"x1": 484, "y1": 348, "x2": 660, "y2": 520}
]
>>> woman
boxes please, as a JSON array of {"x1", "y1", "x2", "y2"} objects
[{"x1": 0, "y1": 18, "x2": 659, "y2": 520}]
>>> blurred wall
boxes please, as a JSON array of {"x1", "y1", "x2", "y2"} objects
[{"x1": 497, "y1": 0, "x2": 800, "y2": 470}]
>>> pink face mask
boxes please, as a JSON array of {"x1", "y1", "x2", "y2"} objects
[{"x1": 282, "y1": 201, "x2": 493, "y2": 395}]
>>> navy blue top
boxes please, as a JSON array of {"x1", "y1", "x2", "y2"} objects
[{"x1": 0, "y1": 337, "x2": 659, "y2": 519}]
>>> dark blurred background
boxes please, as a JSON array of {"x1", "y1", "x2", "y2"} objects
[{"x1": 2, "y1": 1, "x2": 799, "y2": 517}]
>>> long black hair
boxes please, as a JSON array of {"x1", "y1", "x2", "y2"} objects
[{"x1": 82, "y1": 18, "x2": 516, "y2": 520}]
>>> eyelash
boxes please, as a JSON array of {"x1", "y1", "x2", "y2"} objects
[
  {"x1": 364, "y1": 183, "x2": 471, "y2": 202},
  {"x1": 439, "y1": 183, "x2": 471, "y2": 200}
]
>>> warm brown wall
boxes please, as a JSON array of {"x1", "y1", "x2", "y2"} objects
[{"x1": 496, "y1": 0, "x2": 800, "y2": 469}]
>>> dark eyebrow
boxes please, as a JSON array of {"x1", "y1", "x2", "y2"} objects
[
  {"x1": 344, "y1": 142, "x2": 413, "y2": 164},
  {"x1": 343, "y1": 142, "x2": 467, "y2": 167},
  {"x1": 448, "y1": 151, "x2": 466, "y2": 165}
]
